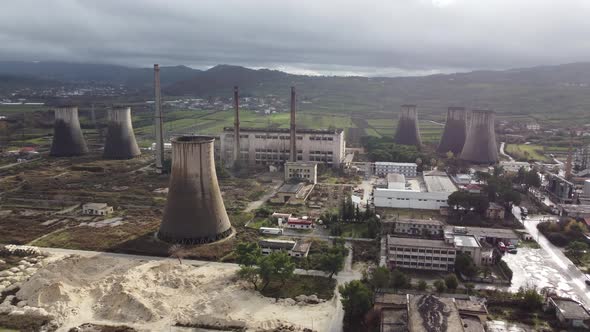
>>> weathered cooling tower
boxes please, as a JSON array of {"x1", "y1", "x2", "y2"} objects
[
  {"x1": 158, "y1": 136, "x2": 232, "y2": 244},
  {"x1": 460, "y1": 110, "x2": 499, "y2": 164},
  {"x1": 437, "y1": 107, "x2": 467, "y2": 155},
  {"x1": 394, "y1": 104, "x2": 421, "y2": 147},
  {"x1": 49, "y1": 106, "x2": 88, "y2": 157},
  {"x1": 103, "y1": 107, "x2": 141, "y2": 159}
]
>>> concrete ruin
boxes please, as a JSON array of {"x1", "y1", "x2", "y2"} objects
[
  {"x1": 158, "y1": 136, "x2": 232, "y2": 244},
  {"x1": 394, "y1": 104, "x2": 421, "y2": 147},
  {"x1": 49, "y1": 106, "x2": 88, "y2": 157},
  {"x1": 460, "y1": 110, "x2": 499, "y2": 164},
  {"x1": 437, "y1": 107, "x2": 467, "y2": 155},
  {"x1": 103, "y1": 107, "x2": 141, "y2": 159}
]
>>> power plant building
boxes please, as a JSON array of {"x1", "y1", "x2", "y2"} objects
[
  {"x1": 158, "y1": 136, "x2": 232, "y2": 244},
  {"x1": 49, "y1": 106, "x2": 88, "y2": 157},
  {"x1": 219, "y1": 127, "x2": 345, "y2": 168}
]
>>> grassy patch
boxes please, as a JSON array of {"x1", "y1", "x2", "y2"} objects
[
  {"x1": 505, "y1": 144, "x2": 550, "y2": 162},
  {"x1": 260, "y1": 275, "x2": 336, "y2": 300},
  {"x1": 341, "y1": 223, "x2": 369, "y2": 238},
  {"x1": 247, "y1": 217, "x2": 274, "y2": 229}
]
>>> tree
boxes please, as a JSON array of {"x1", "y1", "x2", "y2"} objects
[
  {"x1": 339, "y1": 280, "x2": 373, "y2": 322},
  {"x1": 237, "y1": 266, "x2": 261, "y2": 290},
  {"x1": 465, "y1": 283, "x2": 475, "y2": 295},
  {"x1": 257, "y1": 254, "x2": 276, "y2": 291},
  {"x1": 417, "y1": 280, "x2": 428, "y2": 291},
  {"x1": 433, "y1": 280, "x2": 446, "y2": 293},
  {"x1": 444, "y1": 274, "x2": 459, "y2": 290},
  {"x1": 390, "y1": 269, "x2": 410, "y2": 290},
  {"x1": 369, "y1": 266, "x2": 390, "y2": 289},
  {"x1": 518, "y1": 286, "x2": 544, "y2": 310},
  {"x1": 319, "y1": 248, "x2": 345, "y2": 278},
  {"x1": 524, "y1": 169, "x2": 541, "y2": 189},
  {"x1": 367, "y1": 217, "x2": 381, "y2": 238},
  {"x1": 454, "y1": 252, "x2": 479, "y2": 278},
  {"x1": 566, "y1": 241, "x2": 589, "y2": 261},
  {"x1": 269, "y1": 251, "x2": 295, "y2": 286},
  {"x1": 235, "y1": 242, "x2": 262, "y2": 267}
]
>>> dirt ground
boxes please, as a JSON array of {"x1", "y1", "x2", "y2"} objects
[{"x1": 11, "y1": 254, "x2": 335, "y2": 332}]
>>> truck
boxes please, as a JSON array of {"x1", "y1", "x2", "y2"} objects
[{"x1": 259, "y1": 227, "x2": 283, "y2": 235}]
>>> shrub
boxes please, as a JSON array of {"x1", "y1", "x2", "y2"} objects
[
  {"x1": 546, "y1": 232, "x2": 569, "y2": 247},
  {"x1": 417, "y1": 280, "x2": 428, "y2": 291},
  {"x1": 433, "y1": 280, "x2": 446, "y2": 293},
  {"x1": 498, "y1": 260, "x2": 513, "y2": 281},
  {"x1": 444, "y1": 274, "x2": 459, "y2": 290}
]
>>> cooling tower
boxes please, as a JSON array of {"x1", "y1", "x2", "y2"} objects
[
  {"x1": 103, "y1": 107, "x2": 141, "y2": 159},
  {"x1": 460, "y1": 110, "x2": 499, "y2": 164},
  {"x1": 49, "y1": 106, "x2": 88, "y2": 157},
  {"x1": 437, "y1": 107, "x2": 467, "y2": 155},
  {"x1": 158, "y1": 136, "x2": 232, "y2": 244},
  {"x1": 394, "y1": 104, "x2": 421, "y2": 147}
]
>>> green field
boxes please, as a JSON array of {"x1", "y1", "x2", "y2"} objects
[{"x1": 505, "y1": 144, "x2": 551, "y2": 162}]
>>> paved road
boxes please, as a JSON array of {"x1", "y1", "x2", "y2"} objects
[
  {"x1": 0, "y1": 157, "x2": 40, "y2": 170},
  {"x1": 499, "y1": 142, "x2": 514, "y2": 162},
  {"x1": 329, "y1": 241, "x2": 361, "y2": 332},
  {"x1": 507, "y1": 207, "x2": 590, "y2": 306}
]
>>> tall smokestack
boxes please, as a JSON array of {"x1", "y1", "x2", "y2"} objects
[
  {"x1": 460, "y1": 110, "x2": 499, "y2": 164},
  {"x1": 154, "y1": 64, "x2": 165, "y2": 172},
  {"x1": 103, "y1": 106, "x2": 141, "y2": 159},
  {"x1": 437, "y1": 107, "x2": 467, "y2": 155},
  {"x1": 49, "y1": 106, "x2": 88, "y2": 157},
  {"x1": 233, "y1": 86, "x2": 240, "y2": 166},
  {"x1": 158, "y1": 136, "x2": 232, "y2": 244},
  {"x1": 290, "y1": 87, "x2": 297, "y2": 162},
  {"x1": 394, "y1": 104, "x2": 421, "y2": 147}
]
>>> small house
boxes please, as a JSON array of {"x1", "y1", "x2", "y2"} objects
[
  {"x1": 548, "y1": 297, "x2": 590, "y2": 329},
  {"x1": 82, "y1": 203, "x2": 113, "y2": 216},
  {"x1": 486, "y1": 202, "x2": 505, "y2": 220}
]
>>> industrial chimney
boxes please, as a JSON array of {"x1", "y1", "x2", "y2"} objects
[
  {"x1": 49, "y1": 106, "x2": 88, "y2": 157},
  {"x1": 394, "y1": 104, "x2": 421, "y2": 147},
  {"x1": 436, "y1": 107, "x2": 467, "y2": 155},
  {"x1": 158, "y1": 136, "x2": 233, "y2": 244},
  {"x1": 233, "y1": 86, "x2": 240, "y2": 166},
  {"x1": 103, "y1": 106, "x2": 141, "y2": 159},
  {"x1": 154, "y1": 64, "x2": 165, "y2": 172},
  {"x1": 290, "y1": 87, "x2": 297, "y2": 162},
  {"x1": 460, "y1": 110, "x2": 499, "y2": 164}
]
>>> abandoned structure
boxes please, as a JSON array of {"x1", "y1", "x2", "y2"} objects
[
  {"x1": 437, "y1": 107, "x2": 467, "y2": 155},
  {"x1": 284, "y1": 161, "x2": 318, "y2": 184},
  {"x1": 394, "y1": 104, "x2": 421, "y2": 147},
  {"x1": 103, "y1": 106, "x2": 141, "y2": 159},
  {"x1": 460, "y1": 110, "x2": 499, "y2": 164},
  {"x1": 158, "y1": 136, "x2": 232, "y2": 244},
  {"x1": 49, "y1": 106, "x2": 88, "y2": 157},
  {"x1": 82, "y1": 203, "x2": 113, "y2": 216}
]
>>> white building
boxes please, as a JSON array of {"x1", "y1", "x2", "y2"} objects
[
  {"x1": 386, "y1": 236, "x2": 457, "y2": 272},
  {"x1": 500, "y1": 161, "x2": 531, "y2": 173},
  {"x1": 387, "y1": 174, "x2": 406, "y2": 189},
  {"x1": 82, "y1": 203, "x2": 113, "y2": 216},
  {"x1": 220, "y1": 127, "x2": 345, "y2": 168},
  {"x1": 394, "y1": 219, "x2": 445, "y2": 236},
  {"x1": 374, "y1": 162, "x2": 417, "y2": 177},
  {"x1": 258, "y1": 239, "x2": 311, "y2": 258},
  {"x1": 374, "y1": 171, "x2": 457, "y2": 210},
  {"x1": 285, "y1": 161, "x2": 318, "y2": 184},
  {"x1": 286, "y1": 217, "x2": 314, "y2": 229}
]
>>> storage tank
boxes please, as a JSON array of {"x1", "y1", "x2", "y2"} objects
[
  {"x1": 103, "y1": 106, "x2": 141, "y2": 159},
  {"x1": 394, "y1": 104, "x2": 421, "y2": 147},
  {"x1": 158, "y1": 136, "x2": 232, "y2": 244},
  {"x1": 460, "y1": 110, "x2": 499, "y2": 164},
  {"x1": 49, "y1": 106, "x2": 88, "y2": 157}
]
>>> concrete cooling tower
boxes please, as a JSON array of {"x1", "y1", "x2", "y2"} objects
[
  {"x1": 437, "y1": 107, "x2": 467, "y2": 155},
  {"x1": 103, "y1": 106, "x2": 141, "y2": 159},
  {"x1": 49, "y1": 106, "x2": 88, "y2": 157},
  {"x1": 158, "y1": 136, "x2": 232, "y2": 244},
  {"x1": 460, "y1": 110, "x2": 499, "y2": 164},
  {"x1": 394, "y1": 104, "x2": 421, "y2": 147}
]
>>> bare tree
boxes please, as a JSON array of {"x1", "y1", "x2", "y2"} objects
[{"x1": 168, "y1": 244, "x2": 186, "y2": 264}]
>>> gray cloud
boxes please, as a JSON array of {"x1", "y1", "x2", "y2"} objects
[{"x1": 1, "y1": 0, "x2": 590, "y2": 76}]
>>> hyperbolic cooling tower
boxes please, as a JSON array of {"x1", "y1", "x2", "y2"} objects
[
  {"x1": 437, "y1": 107, "x2": 467, "y2": 155},
  {"x1": 394, "y1": 104, "x2": 421, "y2": 147},
  {"x1": 460, "y1": 110, "x2": 499, "y2": 164},
  {"x1": 158, "y1": 136, "x2": 232, "y2": 244},
  {"x1": 49, "y1": 106, "x2": 88, "y2": 157},
  {"x1": 103, "y1": 106, "x2": 141, "y2": 159}
]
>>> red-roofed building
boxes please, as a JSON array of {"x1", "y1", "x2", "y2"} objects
[{"x1": 286, "y1": 217, "x2": 314, "y2": 229}]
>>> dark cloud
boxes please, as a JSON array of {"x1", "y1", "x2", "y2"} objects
[{"x1": 1, "y1": 0, "x2": 589, "y2": 76}]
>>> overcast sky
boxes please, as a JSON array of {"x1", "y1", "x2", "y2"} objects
[{"x1": 2, "y1": 0, "x2": 590, "y2": 76}]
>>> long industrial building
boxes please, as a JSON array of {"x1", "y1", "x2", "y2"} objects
[
  {"x1": 219, "y1": 127, "x2": 346, "y2": 168},
  {"x1": 373, "y1": 171, "x2": 457, "y2": 210}
]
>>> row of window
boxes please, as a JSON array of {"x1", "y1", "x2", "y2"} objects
[
  {"x1": 309, "y1": 156, "x2": 333, "y2": 162},
  {"x1": 394, "y1": 261, "x2": 451, "y2": 269},
  {"x1": 254, "y1": 148, "x2": 303, "y2": 153},
  {"x1": 397, "y1": 224, "x2": 442, "y2": 229},
  {"x1": 309, "y1": 136, "x2": 334, "y2": 141},
  {"x1": 390, "y1": 247, "x2": 455, "y2": 255},
  {"x1": 393, "y1": 255, "x2": 455, "y2": 262},
  {"x1": 387, "y1": 198, "x2": 446, "y2": 203},
  {"x1": 255, "y1": 157, "x2": 304, "y2": 165},
  {"x1": 289, "y1": 169, "x2": 312, "y2": 173},
  {"x1": 309, "y1": 151, "x2": 333, "y2": 155},
  {"x1": 254, "y1": 135, "x2": 304, "y2": 140}
]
